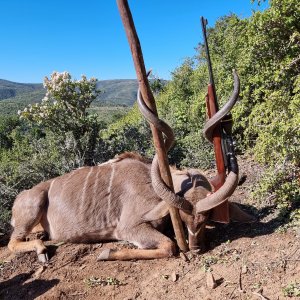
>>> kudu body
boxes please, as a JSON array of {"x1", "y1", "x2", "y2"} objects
[
  {"x1": 8, "y1": 71, "x2": 253, "y2": 261},
  {"x1": 9, "y1": 153, "x2": 215, "y2": 261}
]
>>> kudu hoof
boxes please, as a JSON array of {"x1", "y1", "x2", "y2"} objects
[
  {"x1": 97, "y1": 249, "x2": 112, "y2": 261},
  {"x1": 38, "y1": 252, "x2": 49, "y2": 263}
]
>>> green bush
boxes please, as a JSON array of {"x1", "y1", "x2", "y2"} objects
[
  {"x1": 19, "y1": 72, "x2": 103, "y2": 166},
  {"x1": 251, "y1": 163, "x2": 300, "y2": 224},
  {"x1": 0, "y1": 116, "x2": 21, "y2": 149}
]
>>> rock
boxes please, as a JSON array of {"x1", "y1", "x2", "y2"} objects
[
  {"x1": 171, "y1": 271, "x2": 178, "y2": 282},
  {"x1": 206, "y1": 272, "x2": 217, "y2": 289},
  {"x1": 241, "y1": 265, "x2": 248, "y2": 274}
]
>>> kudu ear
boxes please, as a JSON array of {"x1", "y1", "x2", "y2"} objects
[{"x1": 187, "y1": 170, "x2": 213, "y2": 192}]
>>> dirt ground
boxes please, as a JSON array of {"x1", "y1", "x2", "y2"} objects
[{"x1": 0, "y1": 156, "x2": 299, "y2": 300}]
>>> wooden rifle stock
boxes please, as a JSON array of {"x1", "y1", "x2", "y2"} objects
[{"x1": 206, "y1": 85, "x2": 230, "y2": 223}]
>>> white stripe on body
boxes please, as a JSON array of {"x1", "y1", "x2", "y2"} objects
[
  {"x1": 48, "y1": 179, "x2": 56, "y2": 196},
  {"x1": 92, "y1": 166, "x2": 101, "y2": 201},
  {"x1": 107, "y1": 163, "x2": 115, "y2": 213},
  {"x1": 81, "y1": 168, "x2": 94, "y2": 203}
]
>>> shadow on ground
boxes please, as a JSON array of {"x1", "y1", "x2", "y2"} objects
[
  {"x1": 206, "y1": 203, "x2": 293, "y2": 248},
  {"x1": 0, "y1": 272, "x2": 59, "y2": 300}
]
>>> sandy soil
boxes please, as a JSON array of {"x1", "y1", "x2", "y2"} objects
[{"x1": 1, "y1": 156, "x2": 299, "y2": 300}]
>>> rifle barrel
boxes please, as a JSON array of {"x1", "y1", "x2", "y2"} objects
[{"x1": 201, "y1": 16, "x2": 219, "y2": 110}]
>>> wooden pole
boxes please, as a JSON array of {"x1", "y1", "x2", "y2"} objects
[{"x1": 117, "y1": 0, "x2": 188, "y2": 252}]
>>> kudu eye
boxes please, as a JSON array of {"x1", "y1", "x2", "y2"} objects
[{"x1": 195, "y1": 212, "x2": 208, "y2": 224}]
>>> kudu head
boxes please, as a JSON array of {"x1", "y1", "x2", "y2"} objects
[
  {"x1": 175, "y1": 170, "x2": 213, "y2": 251},
  {"x1": 150, "y1": 70, "x2": 240, "y2": 251}
]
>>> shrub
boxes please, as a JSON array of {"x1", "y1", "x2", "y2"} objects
[{"x1": 19, "y1": 72, "x2": 103, "y2": 166}]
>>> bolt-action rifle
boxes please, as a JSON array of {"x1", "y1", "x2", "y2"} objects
[{"x1": 201, "y1": 17, "x2": 239, "y2": 223}]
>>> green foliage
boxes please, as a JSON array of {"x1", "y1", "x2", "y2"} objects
[
  {"x1": 172, "y1": 131, "x2": 214, "y2": 169},
  {"x1": 0, "y1": 182, "x2": 17, "y2": 233},
  {"x1": 98, "y1": 105, "x2": 153, "y2": 161},
  {"x1": 19, "y1": 72, "x2": 104, "y2": 166},
  {"x1": 19, "y1": 72, "x2": 100, "y2": 132},
  {"x1": 251, "y1": 0, "x2": 267, "y2": 4},
  {"x1": 87, "y1": 106, "x2": 130, "y2": 125},
  {"x1": 0, "y1": 90, "x2": 46, "y2": 116},
  {"x1": 192, "y1": 0, "x2": 299, "y2": 224},
  {"x1": 251, "y1": 163, "x2": 300, "y2": 224},
  {"x1": 156, "y1": 60, "x2": 214, "y2": 168},
  {"x1": 0, "y1": 116, "x2": 21, "y2": 149},
  {"x1": 237, "y1": 1, "x2": 300, "y2": 165},
  {"x1": 149, "y1": 73, "x2": 167, "y2": 95},
  {"x1": 84, "y1": 276, "x2": 122, "y2": 287},
  {"x1": 201, "y1": 255, "x2": 219, "y2": 272},
  {"x1": 0, "y1": 132, "x2": 62, "y2": 190},
  {"x1": 282, "y1": 282, "x2": 300, "y2": 297}
]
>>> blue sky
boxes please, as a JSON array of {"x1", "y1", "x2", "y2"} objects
[{"x1": 0, "y1": 1, "x2": 268, "y2": 83}]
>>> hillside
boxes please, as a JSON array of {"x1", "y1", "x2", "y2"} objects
[
  {"x1": 0, "y1": 79, "x2": 42, "y2": 101},
  {"x1": 95, "y1": 79, "x2": 138, "y2": 106},
  {"x1": 0, "y1": 79, "x2": 139, "y2": 116},
  {"x1": 0, "y1": 90, "x2": 46, "y2": 116}
]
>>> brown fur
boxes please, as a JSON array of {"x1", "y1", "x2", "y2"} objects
[
  {"x1": 8, "y1": 152, "x2": 252, "y2": 261},
  {"x1": 114, "y1": 152, "x2": 152, "y2": 164}
]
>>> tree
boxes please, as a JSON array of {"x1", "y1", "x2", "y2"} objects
[
  {"x1": 0, "y1": 116, "x2": 21, "y2": 149},
  {"x1": 19, "y1": 71, "x2": 103, "y2": 165}
]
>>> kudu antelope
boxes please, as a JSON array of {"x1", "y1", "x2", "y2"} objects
[{"x1": 8, "y1": 72, "x2": 254, "y2": 261}]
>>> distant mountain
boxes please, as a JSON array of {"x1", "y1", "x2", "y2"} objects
[
  {"x1": 0, "y1": 79, "x2": 43, "y2": 100},
  {"x1": 95, "y1": 79, "x2": 138, "y2": 106},
  {"x1": 0, "y1": 79, "x2": 140, "y2": 116}
]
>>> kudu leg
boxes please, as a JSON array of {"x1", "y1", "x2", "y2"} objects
[
  {"x1": 98, "y1": 224, "x2": 176, "y2": 261},
  {"x1": 30, "y1": 223, "x2": 45, "y2": 233},
  {"x1": 8, "y1": 190, "x2": 48, "y2": 262},
  {"x1": 8, "y1": 239, "x2": 48, "y2": 260}
]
